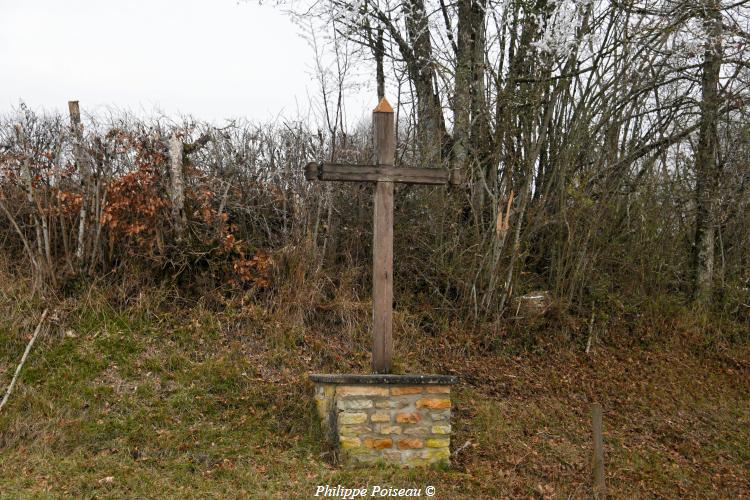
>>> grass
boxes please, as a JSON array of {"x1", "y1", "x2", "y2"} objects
[{"x1": 0, "y1": 285, "x2": 748, "y2": 498}]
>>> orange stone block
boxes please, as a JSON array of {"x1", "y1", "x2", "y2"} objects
[
  {"x1": 363, "y1": 437, "x2": 393, "y2": 449},
  {"x1": 426, "y1": 386, "x2": 450, "y2": 394},
  {"x1": 390, "y1": 386, "x2": 422, "y2": 396},
  {"x1": 397, "y1": 438, "x2": 424, "y2": 449},
  {"x1": 337, "y1": 386, "x2": 389, "y2": 397},
  {"x1": 395, "y1": 412, "x2": 421, "y2": 424},
  {"x1": 416, "y1": 398, "x2": 451, "y2": 409}
]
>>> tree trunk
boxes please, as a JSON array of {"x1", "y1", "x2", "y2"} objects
[
  {"x1": 403, "y1": 0, "x2": 446, "y2": 166},
  {"x1": 375, "y1": 28, "x2": 386, "y2": 101},
  {"x1": 469, "y1": 0, "x2": 494, "y2": 222},
  {"x1": 452, "y1": 0, "x2": 474, "y2": 176},
  {"x1": 693, "y1": 0, "x2": 722, "y2": 304}
]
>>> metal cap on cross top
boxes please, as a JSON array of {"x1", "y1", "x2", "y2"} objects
[
  {"x1": 373, "y1": 97, "x2": 394, "y2": 114},
  {"x1": 304, "y1": 98, "x2": 458, "y2": 374}
]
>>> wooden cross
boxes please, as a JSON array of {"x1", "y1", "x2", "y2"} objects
[{"x1": 304, "y1": 98, "x2": 459, "y2": 373}]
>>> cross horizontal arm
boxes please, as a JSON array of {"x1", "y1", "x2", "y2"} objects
[{"x1": 305, "y1": 162, "x2": 460, "y2": 185}]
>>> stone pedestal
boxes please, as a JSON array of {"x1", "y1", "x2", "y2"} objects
[{"x1": 310, "y1": 374, "x2": 457, "y2": 467}]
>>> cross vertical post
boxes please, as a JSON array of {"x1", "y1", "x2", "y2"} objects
[
  {"x1": 372, "y1": 99, "x2": 395, "y2": 373},
  {"x1": 303, "y1": 97, "x2": 458, "y2": 375}
]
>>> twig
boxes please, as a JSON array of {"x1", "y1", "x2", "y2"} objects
[
  {"x1": 585, "y1": 310, "x2": 595, "y2": 354},
  {"x1": 0, "y1": 197, "x2": 39, "y2": 273},
  {"x1": 591, "y1": 402, "x2": 606, "y2": 498},
  {"x1": 454, "y1": 439, "x2": 472, "y2": 455},
  {"x1": 0, "y1": 309, "x2": 49, "y2": 413}
]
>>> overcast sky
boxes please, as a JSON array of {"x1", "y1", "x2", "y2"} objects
[{"x1": 1, "y1": 0, "x2": 371, "y2": 124}]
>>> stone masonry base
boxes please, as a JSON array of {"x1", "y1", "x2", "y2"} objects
[{"x1": 310, "y1": 374, "x2": 457, "y2": 467}]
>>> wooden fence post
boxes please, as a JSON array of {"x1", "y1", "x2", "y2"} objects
[
  {"x1": 68, "y1": 101, "x2": 89, "y2": 264},
  {"x1": 592, "y1": 402, "x2": 606, "y2": 498},
  {"x1": 169, "y1": 133, "x2": 186, "y2": 240}
]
